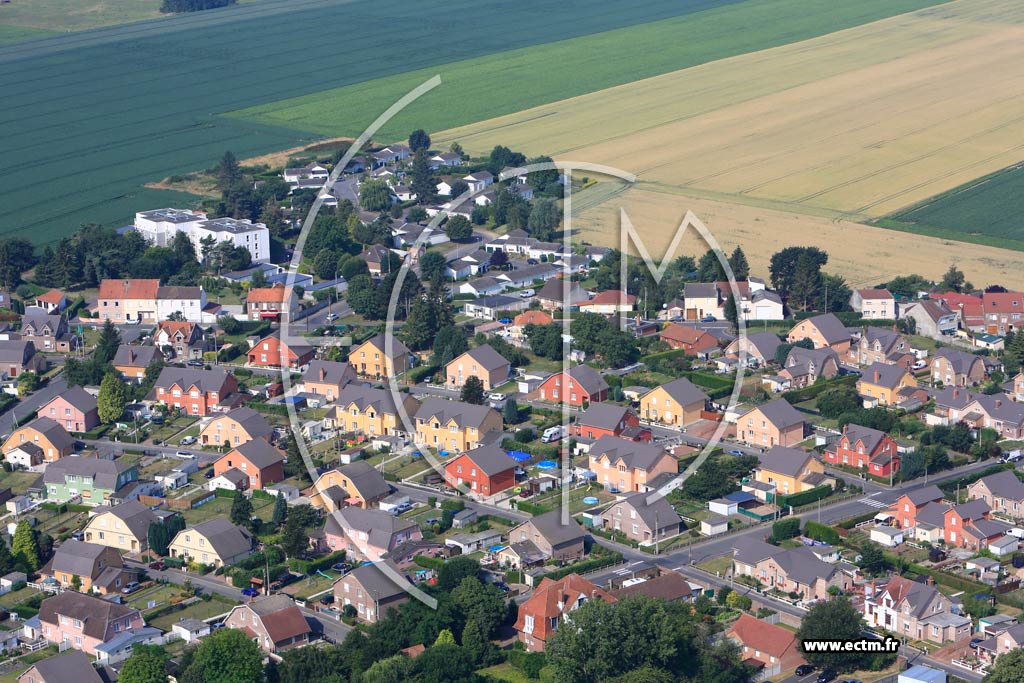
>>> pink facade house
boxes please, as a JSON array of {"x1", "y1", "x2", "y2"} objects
[
  {"x1": 36, "y1": 387, "x2": 100, "y2": 434},
  {"x1": 38, "y1": 592, "x2": 146, "y2": 656}
]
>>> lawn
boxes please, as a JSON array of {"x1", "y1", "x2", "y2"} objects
[
  {"x1": 0, "y1": 0, "x2": 165, "y2": 33},
  {"x1": 477, "y1": 663, "x2": 535, "y2": 683},
  {"x1": 697, "y1": 555, "x2": 732, "y2": 577},
  {"x1": 180, "y1": 496, "x2": 274, "y2": 525},
  {"x1": 148, "y1": 596, "x2": 238, "y2": 630},
  {"x1": 0, "y1": 648, "x2": 59, "y2": 683},
  {"x1": 0, "y1": 25, "x2": 52, "y2": 44},
  {"x1": 128, "y1": 583, "x2": 182, "y2": 612},
  {"x1": 0, "y1": 470, "x2": 42, "y2": 495}
]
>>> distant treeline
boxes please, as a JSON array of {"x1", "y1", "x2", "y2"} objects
[{"x1": 161, "y1": 0, "x2": 235, "y2": 13}]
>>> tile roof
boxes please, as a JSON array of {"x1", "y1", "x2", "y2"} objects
[
  {"x1": 228, "y1": 438, "x2": 285, "y2": 469},
  {"x1": 514, "y1": 573, "x2": 615, "y2": 643},
  {"x1": 660, "y1": 324, "x2": 713, "y2": 346},
  {"x1": 973, "y1": 470, "x2": 1024, "y2": 501},
  {"x1": 246, "y1": 284, "x2": 291, "y2": 304},
  {"x1": 578, "y1": 403, "x2": 632, "y2": 431},
  {"x1": 21, "y1": 650, "x2": 103, "y2": 683},
  {"x1": 590, "y1": 435, "x2": 668, "y2": 472},
  {"x1": 415, "y1": 398, "x2": 499, "y2": 430},
  {"x1": 727, "y1": 613, "x2": 798, "y2": 659},
  {"x1": 757, "y1": 446, "x2": 816, "y2": 478},
  {"x1": 98, "y1": 279, "x2": 160, "y2": 300},
  {"x1": 746, "y1": 398, "x2": 805, "y2": 430},
  {"x1": 857, "y1": 288, "x2": 894, "y2": 300},
  {"x1": 610, "y1": 571, "x2": 694, "y2": 601},
  {"x1": 183, "y1": 518, "x2": 253, "y2": 560},
  {"x1": 581, "y1": 289, "x2": 636, "y2": 307},
  {"x1": 513, "y1": 310, "x2": 552, "y2": 326},
  {"x1": 243, "y1": 594, "x2": 311, "y2": 643}
]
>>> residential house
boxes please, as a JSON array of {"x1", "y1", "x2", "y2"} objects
[
  {"x1": 463, "y1": 171, "x2": 494, "y2": 193},
  {"x1": 731, "y1": 537, "x2": 856, "y2": 601},
  {"x1": 780, "y1": 346, "x2": 839, "y2": 388},
  {"x1": 36, "y1": 387, "x2": 99, "y2": 434},
  {"x1": 736, "y1": 399, "x2": 806, "y2": 448},
  {"x1": 457, "y1": 277, "x2": 507, "y2": 299},
  {"x1": 326, "y1": 384, "x2": 420, "y2": 439},
  {"x1": 514, "y1": 574, "x2": 615, "y2": 652},
  {"x1": 864, "y1": 575, "x2": 971, "y2": 644},
  {"x1": 306, "y1": 461, "x2": 391, "y2": 511},
  {"x1": 889, "y1": 485, "x2": 944, "y2": 530},
  {"x1": 659, "y1": 324, "x2": 718, "y2": 357},
  {"x1": 535, "y1": 365, "x2": 609, "y2": 407},
  {"x1": 332, "y1": 561, "x2": 414, "y2": 624},
  {"x1": 37, "y1": 457, "x2": 138, "y2": 505},
  {"x1": 414, "y1": 398, "x2": 503, "y2": 452},
  {"x1": 155, "y1": 285, "x2": 208, "y2": 323},
  {"x1": 247, "y1": 332, "x2": 315, "y2": 369},
  {"x1": 609, "y1": 570, "x2": 697, "y2": 603},
  {"x1": 726, "y1": 613, "x2": 806, "y2": 679},
  {"x1": 682, "y1": 282, "x2": 722, "y2": 320},
  {"x1": 747, "y1": 289, "x2": 786, "y2": 321},
  {"x1": 363, "y1": 244, "x2": 399, "y2": 276},
  {"x1": 600, "y1": 492, "x2": 683, "y2": 543},
  {"x1": 573, "y1": 403, "x2": 647, "y2": 441},
  {"x1": 199, "y1": 406, "x2": 273, "y2": 448},
  {"x1": 754, "y1": 446, "x2": 828, "y2": 497},
  {"x1": 39, "y1": 540, "x2": 133, "y2": 594},
  {"x1": 301, "y1": 360, "x2": 358, "y2": 401},
  {"x1": 857, "y1": 362, "x2": 917, "y2": 405},
  {"x1": 97, "y1": 279, "x2": 160, "y2": 323},
  {"x1": 350, "y1": 333, "x2": 411, "y2": 378},
  {"x1": 32, "y1": 290, "x2": 67, "y2": 314},
  {"x1": 2, "y1": 418, "x2": 75, "y2": 463},
  {"x1": 16, "y1": 651, "x2": 103, "y2": 683},
  {"x1": 588, "y1": 435, "x2": 677, "y2": 493},
  {"x1": 724, "y1": 332, "x2": 783, "y2": 366},
  {"x1": 154, "y1": 367, "x2": 238, "y2": 416},
  {"x1": 852, "y1": 327, "x2": 912, "y2": 368},
  {"x1": 967, "y1": 470, "x2": 1024, "y2": 519},
  {"x1": 38, "y1": 591, "x2": 145, "y2": 656},
  {"x1": 444, "y1": 444, "x2": 517, "y2": 499},
  {"x1": 430, "y1": 151, "x2": 463, "y2": 168},
  {"x1": 323, "y1": 507, "x2": 421, "y2": 561},
  {"x1": 168, "y1": 518, "x2": 253, "y2": 568},
  {"x1": 977, "y1": 623, "x2": 1024, "y2": 665},
  {"x1": 445, "y1": 345, "x2": 510, "y2": 391},
  {"x1": 374, "y1": 144, "x2": 411, "y2": 165},
  {"x1": 0, "y1": 340, "x2": 46, "y2": 378},
  {"x1": 510, "y1": 310, "x2": 553, "y2": 341},
  {"x1": 82, "y1": 500, "x2": 161, "y2": 553},
  {"x1": 112, "y1": 344, "x2": 164, "y2": 382},
  {"x1": 850, "y1": 289, "x2": 896, "y2": 319},
  {"x1": 188, "y1": 217, "x2": 270, "y2": 264},
  {"x1": 948, "y1": 394, "x2": 1024, "y2": 439},
  {"x1": 931, "y1": 348, "x2": 986, "y2": 387},
  {"x1": 824, "y1": 424, "x2": 900, "y2": 477},
  {"x1": 578, "y1": 290, "x2": 636, "y2": 315},
  {"x1": 283, "y1": 162, "x2": 328, "y2": 184},
  {"x1": 787, "y1": 313, "x2": 851, "y2": 354},
  {"x1": 224, "y1": 594, "x2": 311, "y2": 654},
  {"x1": 462, "y1": 294, "x2": 529, "y2": 319},
  {"x1": 171, "y1": 618, "x2": 211, "y2": 644},
  {"x1": 155, "y1": 321, "x2": 208, "y2": 360},
  {"x1": 20, "y1": 314, "x2": 73, "y2": 352},
  {"x1": 506, "y1": 510, "x2": 586, "y2": 566},
  {"x1": 944, "y1": 499, "x2": 1009, "y2": 550},
  {"x1": 900, "y1": 300, "x2": 958, "y2": 339},
  {"x1": 211, "y1": 439, "x2": 285, "y2": 490},
  {"x1": 245, "y1": 284, "x2": 298, "y2": 322},
  {"x1": 536, "y1": 278, "x2": 590, "y2": 311},
  {"x1": 982, "y1": 291, "x2": 1024, "y2": 335}
]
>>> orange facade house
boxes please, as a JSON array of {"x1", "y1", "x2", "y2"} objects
[{"x1": 212, "y1": 439, "x2": 285, "y2": 490}]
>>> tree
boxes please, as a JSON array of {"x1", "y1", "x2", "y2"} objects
[
  {"x1": 229, "y1": 491, "x2": 253, "y2": 528},
  {"x1": 147, "y1": 521, "x2": 171, "y2": 557},
  {"x1": 445, "y1": 215, "x2": 473, "y2": 241},
  {"x1": 419, "y1": 251, "x2": 447, "y2": 283},
  {"x1": 797, "y1": 598, "x2": 868, "y2": 671},
  {"x1": 940, "y1": 264, "x2": 967, "y2": 293},
  {"x1": 817, "y1": 386, "x2": 862, "y2": 419},
  {"x1": 410, "y1": 148, "x2": 437, "y2": 205},
  {"x1": 728, "y1": 246, "x2": 750, "y2": 279},
  {"x1": 216, "y1": 151, "x2": 242, "y2": 191},
  {"x1": 280, "y1": 510, "x2": 310, "y2": 558},
  {"x1": 16, "y1": 372, "x2": 39, "y2": 396},
  {"x1": 362, "y1": 654, "x2": 415, "y2": 683},
  {"x1": 858, "y1": 542, "x2": 890, "y2": 576},
  {"x1": 983, "y1": 646, "x2": 1024, "y2": 683},
  {"x1": 409, "y1": 129, "x2": 431, "y2": 152},
  {"x1": 817, "y1": 273, "x2": 852, "y2": 313},
  {"x1": 12, "y1": 520, "x2": 39, "y2": 571},
  {"x1": 437, "y1": 556, "x2": 479, "y2": 591},
  {"x1": 94, "y1": 320, "x2": 122, "y2": 364},
  {"x1": 359, "y1": 179, "x2": 392, "y2": 212},
  {"x1": 98, "y1": 372, "x2": 129, "y2": 423},
  {"x1": 790, "y1": 252, "x2": 822, "y2": 311},
  {"x1": 696, "y1": 249, "x2": 725, "y2": 282},
  {"x1": 503, "y1": 397, "x2": 519, "y2": 424},
  {"x1": 182, "y1": 627, "x2": 263, "y2": 683},
  {"x1": 119, "y1": 645, "x2": 169, "y2": 683},
  {"x1": 527, "y1": 199, "x2": 560, "y2": 241},
  {"x1": 451, "y1": 576, "x2": 505, "y2": 638},
  {"x1": 434, "y1": 628, "x2": 456, "y2": 646},
  {"x1": 273, "y1": 491, "x2": 287, "y2": 526},
  {"x1": 769, "y1": 246, "x2": 827, "y2": 296},
  {"x1": 0, "y1": 238, "x2": 36, "y2": 289},
  {"x1": 723, "y1": 294, "x2": 738, "y2": 326},
  {"x1": 460, "y1": 376, "x2": 486, "y2": 405}
]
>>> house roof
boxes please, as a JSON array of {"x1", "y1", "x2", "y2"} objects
[
  {"x1": 514, "y1": 573, "x2": 615, "y2": 643},
  {"x1": 537, "y1": 278, "x2": 589, "y2": 304},
  {"x1": 456, "y1": 444, "x2": 516, "y2": 477},
  {"x1": 454, "y1": 345, "x2": 509, "y2": 373},
  {"x1": 934, "y1": 348, "x2": 984, "y2": 375},
  {"x1": 91, "y1": 500, "x2": 160, "y2": 541},
  {"x1": 660, "y1": 324, "x2": 712, "y2": 346},
  {"x1": 646, "y1": 377, "x2": 708, "y2": 408},
  {"x1": 98, "y1": 279, "x2": 160, "y2": 300},
  {"x1": 209, "y1": 407, "x2": 273, "y2": 440},
  {"x1": 758, "y1": 446, "x2": 815, "y2": 478},
  {"x1": 727, "y1": 613, "x2": 798, "y2": 659},
  {"x1": 513, "y1": 310, "x2": 552, "y2": 326},
  {"x1": 684, "y1": 282, "x2": 718, "y2": 300},
  {"x1": 46, "y1": 540, "x2": 114, "y2": 579},
  {"x1": 244, "y1": 594, "x2": 311, "y2": 643},
  {"x1": 732, "y1": 537, "x2": 780, "y2": 565},
  {"x1": 950, "y1": 499, "x2": 990, "y2": 521},
  {"x1": 327, "y1": 507, "x2": 419, "y2": 549},
  {"x1": 21, "y1": 313, "x2": 64, "y2": 333},
  {"x1": 610, "y1": 571, "x2": 694, "y2": 601},
  {"x1": 157, "y1": 285, "x2": 202, "y2": 300},
  {"x1": 590, "y1": 435, "x2": 667, "y2": 473},
  {"x1": 359, "y1": 333, "x2": 410, "y2": 358},
  {"x1": 45, "y1": 386, "x2": 97, "y2": 415},
  {"x1": 157, "y1": 320, "x2": 200, "y2": 342},
  {"x1": 415, "y1": 398, "x2": 498, "y2": 431},
  {"x1": 0, "y1": 340, "x2": 34, "y2": 364},
  {"x1": 798, "y1": 313, "x2": 850, "y2": 345},
  {"x1": 39, "y1": 591, "x2": 139, "y2": 639},
  {"x1": 182, "y1": 518, "x2": 252, "y2": 560},
  {"x1": 905, "y1": 300, "x2": 955, "y2": 324},
  {"x1": 217, "y1": 468, "x2": 249, "y2": 487},
  {"x1": 901, "y1": 485, "x2": 945, "y2": 507},
  {"x1": 226, "y1": 438, "x2": 285, "y2": 469},
  {"x1": 334, "y1": 461, "x2": 390, "y2": 501},
  {"x1": 730, "y1": 331, "x2": 783, "y2": 361},
  {"x1": 745, "y1": 398, "x2": 805, "y2": 430},
  {"x1": 563, "y1": 364, "x2": 609, "y2": 397},
  {"x1": 43, "y1": 456, "x2": 132, "y2": 490},
  {"x1": 156, "y1": 367, "x2": 232, "y2": 394},
  {"x1": 580, "y1": 290, "x2": 636, "y2": 307},
  {"x1": 333, "y1": 384, "x2": 414, "y2": 417},
  {"x1": 113, "y1": 344, "x2": 162, "y2": 368},
  {"x1": 861, "y1": 362, "x2": 911, "y2": 390},
  {"x1": 341, "y1": 560, "x2": 411, "y2": 601},
  {"x1": 303, "y1": 360, "x2": 356, "y2": 387},
  {"x1": 876, "y1": 576, "x2": 943, "y2": 618},
  {"x1": 614, "y1": 492, "x2": 682, "y2": 531},
  {"x1": 519, "y1": 509, "x2": 586, "y2": 547},
  {"x1": 842, "y1": 424, "x2": 888, "y2": 455},
  {"x1": 35, "y1": 290, "x2": 66, "y2": 305},
  {"x1": 973, "y1": 470, "x2": 1024, "y2": 501},
  {"x1": 246, "y1": 284, "x2": 291, "y2": 304},
  {"x1": 857, "y1": 288, "x2": 894, "y2": 300},
  {"x1": 20, "y1": 650, "x2": 103, "y2": 683},
  {"x1": 578, "y1": 403, "x2": 632, "y2": 431},
  {"x1": 21, "y1": 417, "x2": 75, "y2": 451}
]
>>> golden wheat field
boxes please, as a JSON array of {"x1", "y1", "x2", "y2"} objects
[{"x1": 436, "y1": 0, "x2": 1024, "y2": 221}]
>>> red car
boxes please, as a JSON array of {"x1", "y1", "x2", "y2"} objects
[{"x1": 148, "y1": 561, "x2": 165, "y2": 571}]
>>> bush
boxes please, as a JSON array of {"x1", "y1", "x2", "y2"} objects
[
  {"x1": 545, "y1": 551, "x2": 623, "y2": 581},
  {"x1": 804, "y1": 520, "x2": 841, "y2": 545},
  {"x1": 770, "y1": 517, "x2": 800, "y2": 543},
  {"x1": 776, "y1": 485, "x2": 833, "y2": 509},
  {"x1": 515, "y1": 428, "x2": 535, "y2": 443},
  {"x1": 413, "y1": 555, "x2": 445, "y2": 571}
]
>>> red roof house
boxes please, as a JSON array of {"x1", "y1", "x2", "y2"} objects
[
  {"x1": 726, "y1": 613, "x2": 806, "y2": 678},
  {"x1": 247, "y1": 333, "x2": 315, "y2": 369},
  {"x1": 824, "y1": 423, "x2": 900, "y2": 477},
  {"x1": 514, "y1": 573, "x2": 615, "y2": 651}
]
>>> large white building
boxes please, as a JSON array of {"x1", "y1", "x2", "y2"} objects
[{"x1": 134, "y1": 209, "x2": 270, "y2": 263}]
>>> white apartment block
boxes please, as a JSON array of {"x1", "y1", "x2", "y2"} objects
[{"x1": 134, "y1": 209, "x2": 270, "y2": 263}]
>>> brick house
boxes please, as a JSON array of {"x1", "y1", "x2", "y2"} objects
[
  {"x1": 786, "y1": 313, "x2": 851, "y2": 354},
  {"x1": 731, "y1": 537, "x2": 856, "y2": 601},
  {"x1": 982, "y1": 291, "x2": 1024, "y2": 335},
  {"x1": 39, "y1": 540, "x2": 134, "y2": 594},
  {"x1": 535, "y1": 365, "x2": 609, "y2": 407},
  {"x1": 658, "y1": 324, "x2": 718, "y2": 356},
  {"x1": 199, "y1": 406, "x2": 273, "y2": 448},
  {"x1": 824, "y1": 423, "x2": 900, "y2": 477},
  {"x1": 0, "y1": 340, "x2": 46, "y2": 378},
  {"x1": 245, "y1": 284, "x2": 298, "y2": 322},
  {"x1": 112, "y1": 344, "x2": 164, "y2": 382},
  {"x1": 726, "y1": 614, "x2": 806, "y2": 678},
  {"x1": 445, "y1": 344, "x2": 510, "y2": 391},
  {"x1": 224, "y1": 594, "x2": 311, "y2": 653},
  {"x1": 97, "y1": 279, "x2": 160, "y2": 323},
  {"x1": 638, "y1": 378, "x2": 708, "y2": 427},
  {"x1": 850, "y1": 288, "x2": 895, "y2": 320},
  {"x1": 154, "y1": 367, "x2": 238, "y2": 416},
  {"x1": 956, "y1": 394, "x2": 1024, "y2": 439},
  {"x1": 588, "y1": 435, "x2": 676, "y2": 493},
  {"x1": 301, "y1": 360, "x2": 358, "y2": 401},
  {"x1": 889, "y1": 485, "x2": 944, "y2": 530},
  {"x1": 967, "y1": 470, "x2": 1024, "y2": 519},
  {"x1": 323, "y1": 507, "x2": 421, "y2": 561},
  {"x1": 155, "y1": 321, "x2": 209, "y2": 360},
  {"x1": 414, "y1": 398, "x2": 503, "y2": 452},
  {"x1": 20, "y1": 313, "x2": 74, "y2": 353},
  {"x1": 212, "y1": 439, "x2": 285, "y2": 490},
  {"x1": 247, "y1": 333, "x2": 315, "y2": 369},
  {"x1": 573, "y1": 403, "x2": 648, "y2": 441},
  {"x1": 944, "y1": 499, "x2": 999, "y2": 550},
  {"x1": 851, "y1": 327, "x2": 912, "y2": 367},
  {"x1": 506, "y1": 510, "x2": 586, "y2": 566},
  {"x1": 857, "y1": 362, "x2": 917, "y2": 405},
  {"x1": 332, "y1": 561, "x2": 413, "y2": 624},
  {"x1": 38, "y1": 591, "x2": 146, "y2": 656},
  {"x1": 736, "y1": 399, "x2": 806, "y2": 448},
  {"x1": 444, "y1": 444, "x2": 517, "y2": 498},
  {"x1": 599, "y1": 492, "x2": 683, "y2": 543},
  {"x1": 780, "y1": 346, "x2": 840, "y2": 388},
  {"x1": 16, "y1": 650, "x2": 103, "y2": 683},
  {"x1": 931, "y1": 348, "x2": 986, "y2": 387},
  {"x1": 36, "y1": 386, "x2": 99, "y2": 434},
  {"x1": 514, "y1": 574, "x2": 615, "y2": 652},
  {"x1": 2, "y1": 417, "x2": 75, "y2": 463},
  {"x1": 864, "y1": 575, "x2": 971, "y2": 644}
]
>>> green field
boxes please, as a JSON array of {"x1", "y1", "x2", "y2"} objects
[
  {"x1": 0, "y1": 0, "x2": 164, "y2": 34},
  {"x1": 0, "y1": 0, "x2": 949, "y2": 244},
  {"x1": 231, "y1": 0, "x2": 952, "y2": 143},
  {"x1": 0, "y1": 25, "x2": 52, "y2": 43},
  {"x1": 880, "y1": 162, "x2": 1024, "y2": 248}
]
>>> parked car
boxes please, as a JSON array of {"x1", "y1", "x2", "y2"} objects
[
  {"x1": 204, "y1": 469, "x2": 215, "y2": 479},
  {"x1": 331, "y1": 562, "x2": 352, "y2": 573},
  {"x1": 210, "y1": 621, "x2": 226, "y2": 630},
  {"x1": 325, "y1": 312, "x2": 339, "y2": 322},
  {"x1": 701, "y1": 314, "x2": 716, "y2": 322},
  {"x1": 912, "y1": 359, "x2": 928, "y2": 370},
  {"x1": 841, "y1": 679, "x2": 862, "y2": 683},
  {"x1": 179, "y1": 436, "x2": 197, "y2": 446},
  {"x1": 795, "y1": 665, "x2": 815, "y2": 677},
  {"x1": 391, "y1": 503, "x2": 413, "y2": 515},
  {"x1": 320, "y1": 594, "x2": 335, "y2": 605},
  {"x1": 148, "y1": 561, "x2": 165, "y2": 571},
  {"x1": 121, "y1": 582, "x2": 141, "y2": 595},
  {"x1": 488, "y1": 393, "x2": 506, "y2": 402},
  {"x1": 970, "y1": 637, "x2": 985, "y2": 649},
  {"x1": 817, "y1": 669, "x2": 837, "y2": 683},
  {"x1": 728, "y1": 449, "x2": 745, "y2": 456},
  {"x1": 241, "y1": 587, "x2": 259, "y2": 597},
  {"x1": 175, "y1": 451, "x2": 195, "y2": 459},
  {"x1": 187, "y1": 359, "x2": 205, "y2": 367}
]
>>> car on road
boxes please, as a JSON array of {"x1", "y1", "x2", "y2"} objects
[
  {"x1": 488, "y1": 393, "x2": 506, "y2": 402},
  {"x1": 728, "y1": 449, "x2": 745, "y2": 456},
  {"x1": 701, "y1": 314, "x2": 717, "y2": 322},
  {"x1": 149, "y1": 560, "x2": 166, "y2": 570},
  {"x1": 816, "y1": 668, "x2": 837, "y2": 683},
  {"x1": 325, "y1": 312, "x2": 339, "y2": 322},
  {"x1": 175, "y1": 451, "x2": 195, "y2": 459},
  {"x1": 241, "y1": 587, "x2": 259, "y2": 598},
  {"x1": 121, "y1": 582, "x2": 141, "y2": 595},
  {"x1": 187, "y1": 359, "x2": 205, "y2": 367},
  {"x1": 795, "y1": 665, "x2": 815, "y2": 677},
  {"x1": 179, "y1": 435, "x2": 197, "y2": 446}
]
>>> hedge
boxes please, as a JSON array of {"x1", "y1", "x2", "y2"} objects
[
  {"x1": 776, "y1": 485, "x2": 832, "y2": 509},
  {"x1": 408, "y1": 364, "x2": 439, "y2": 384},
  {"x1": 289, "y1": 550, "x2": 347, "y2": 575},
  {"x1": 770, "y1": 518, "x2": 800, "y2": 542},
  {"x1": 938, "y1": 463, "x2": 1013, "y2": 495},
  {"x1": 804, "y1": 520, "x2": 841, "y2": 545},
  {"x1": 905, "y1": 561, "x2": 987, "y2": 595},
  {"x1": 545, "y1": 551, "x2": 623, "y2": 581},
  {"x1": 838, "y1": 511, "x2": 878, "y2": 529},
  {"x1": 782, "y1": 375, "x2": 858, "y2": 404},
  {"x1": 515, "y1": 501, "x2": 553, "y2": 516},
  {"x1": 413, "y1": 555, "x2": 446, "y2": 571}
]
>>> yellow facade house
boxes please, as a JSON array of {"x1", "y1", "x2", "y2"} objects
[
  {"x1": 415, "y1": 398, "x2": 503, "y2": 453},
  {"x1": 350, "y1": 333, "x2": 410, "y2": 379},
  {"x1": 326, "y1": 385, "x2": 420, "y2": 438}
]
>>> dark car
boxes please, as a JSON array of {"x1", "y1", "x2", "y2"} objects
[
  {"x1": 817, "y1": 668, "x2": 837, "y2": 683},
  {"x1": 204, "y1": 469, "x2": 215, "y2": 479},
  {"x1": 148, "y1": 560, "x2": 165, "y2": 571},
  {"x1": 970, "y1": 637, "x2": 985, "y2": 649},
  {"x1": 241, "y1": 587, "x2": 259, "y2": 598},
  {"x1": 795, "y1": 665, "x2": 815, "y2": 678},
  {"x1": 332, "y1": 562, "x2": 352, "y2": 573},
  {"x1": 320, "y1": 594, "x2": 335, "y2": 605}
]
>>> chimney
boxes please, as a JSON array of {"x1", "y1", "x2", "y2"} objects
[
  {"x1": 129, "y1": 349, "x2": 135, "y2": 363},
  {"x1": 926, "y1": 576, "x2": 935, "y2": 587},
  {"x1": 873, "y1": 369, "x2": 880, "y2": 383},
  {"x1": 319, "y1": 367, "x2": 326, "y2": 381},
  {"x1": 996, "y1": 399, "x2": 1002, "y2": 408},
  {"x1": 953, "y1": 388, "x2": 960, "y2": 398}
]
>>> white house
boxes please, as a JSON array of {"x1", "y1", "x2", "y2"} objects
[
  {"x1": 869, "y1": 525, "x2": 905, "y2": 547},
  {"x1": 156, "y1": 286, "x2": 207, "y2": 323},
  {"x1": 190, "y1": 217, "x2": 270, "y2": 263},
  {"x1": 134, "y1": 209, "x2": 207, "y2": 247},
  {"x1": 463, "y1": 171, "x2": 494, "y2": 193}
]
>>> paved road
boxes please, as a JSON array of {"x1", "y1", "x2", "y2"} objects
[{"x1": 8, "y1": 376, "x2": 65, "y2": 427}]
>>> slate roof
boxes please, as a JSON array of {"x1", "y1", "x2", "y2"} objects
[
  {"x1": 610, "y1": 571, "x2": 694, "y2": 602},
  {"x1": 47, "y1": 386, "x2": 98, "y2": 415},
  {"x1": 182, "y1": 518, "x2": 253, "y2": 560},
  {"x1": 861, "y1": 362, "x2": 911, "y2": 390},
  {"x1": 934, "y1": 348, "x2": 984, "y2": 375},
  {"x1": 341, "y1": 560, "x2": 411, "y2": 601},
  {"x1": 578, "y1": 402, "x2": 632, "y2": 431},
  {"x1": 614, "y1": 492, "x2": 682, "y2": 531},
  {"x1": 360, "y1": 333, "x2": 410, "y2": 358},
  {"x1": 327, "y1": 507, "x2": 419, "y2": 549},
  {"x1": 757, "y1": 446, "x2": 815, "y2": 478},
  {"x1": 209, "y1": 407, "x2": 273, "y2": 440},
  {"x1": 901, "y1": 485, "x2": 945, "y2": 507},
  {"x1": 92, "y1": 500, "x2": 160, "y2": 541},
  {"x1": 243, "y1": 594, "x2": 311, "y2": 643},
  {"x1": 564, "y1": 364, "x2": 609, "y2": 397},
  {"x1": 974, "y1": 470, "x2": 1024, "y2": 501},
  {"x1": 590, "y1": 435, "x2": 667, "y2": 472},
  {"x1": 735, "y1": 331, "x2": 783, "y2": 361},
  {"x1": 39, "y1": 591, "x2": 139, "y2": 639},
  {"x1": 21, "y1": 417, "x2": 75, "y2": 451},
  {"x1": 519, "y1": 509, "x2": 586, "y2": 547},
  {"x1": 457, "y1": 444, "x2": 516, "y2": 477},
  {"x1": 0, "y1": 340, "x2": 34, "y2": 364},
  {"x1": 745, "y1": 398, "x2": 805, "y2": 430},
  {"x1": 334, "y1": 461, "x2": 390, "y2": 501},
  {"x1": 842, "y1": 424, "x2": 888, "y2": 454},
  {"x1": 334, "y1": 384, "x2": 413, "y2": 416},
  {"x1": 227, "y1": 438, "x2": 285, "y2": 469},
  {"x1": 650, "y1": 377, "x2": 708, "y2": 407},
  {"x1": 43, "y1": 457, "x2": 132, "y2": 490},
  {"x1": 802, "y1": 313, "x2": 850, "y2": 344},
  {"x1": 456, "y1": 344, "x2": 510, "y2": 373},
  {"x1": 156, "y1": 366, "x2": 232, "y2": 393},
  {"x1": 951, "y1": 499, "x2": 990, "y2": 521},
  {"x1": 22, "y1": 650, "x2": 103, "y2": 683},
  {"x1": 415, "y1": 398, "x2": 498, "y2": 430},
  {"x1": 46, "y1": 540, "x2": 115, "y2": 579}
]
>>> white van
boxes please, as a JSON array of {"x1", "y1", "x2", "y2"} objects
[
  {"x1": 541, "y1": 425, "x2": 567, "y2": 443},
  {"x1": 519, "y1": 289, "x2": 535, "y2": 298}
]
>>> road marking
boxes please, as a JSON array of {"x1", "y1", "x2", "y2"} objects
[{"x1": 858, "y1": 496, "x2": 890, "y2": 509}]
